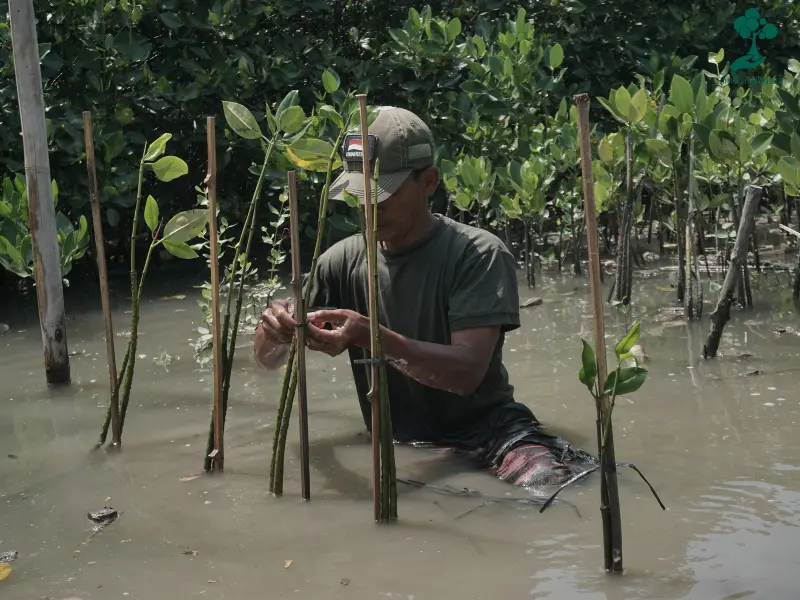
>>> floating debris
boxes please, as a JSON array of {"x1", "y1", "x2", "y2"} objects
[
  {"x1": 0, "y1": 323, "x2": 9, "y2": 336},
  {"x1": 82, "y1": 507, "x2": 119, "y2": 545},
  {"x1": 0, "y1": 551, "x2": 18, "y2": 564},
  {"x1": 520, "y1": 297, "x2": 543, "y2": 308}
]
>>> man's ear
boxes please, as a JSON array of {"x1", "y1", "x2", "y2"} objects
[{"x1": 422, "y1": 166, "x2": 440, "y2": 196}]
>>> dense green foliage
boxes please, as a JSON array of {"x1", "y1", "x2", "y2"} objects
[{"x1": 1, "y1": 0, "x2": 799, "y2": 281}]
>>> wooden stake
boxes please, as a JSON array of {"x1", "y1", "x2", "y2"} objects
[
  {"x1": 287, "y1": 170, "x2": 311, "y2": 500},
  {"x1": 83, "y1": 111, "x2": 120, "y2": 447},
  {"x1": 702, "y1": 185, "x2": 762, "y2": 358},
  {"x1": 9, "y1": 0, "x2": 71, "y2": 384},
  {"x1": 206, "y1": 117, "x2": 225, "y2": 471},
  {"x1": 575, "y1": 93, "x2": 624, "y2": 573},
  {"x1": 356, "y1": 94, "x2": 382, "y2": 523}
]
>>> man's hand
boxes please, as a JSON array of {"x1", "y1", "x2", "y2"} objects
[
  {"x1": 259, "y1": 299, "x2": 296, "y2": 344},
  {"x1": 305, "y1": 309, "x2": 369, "y2": 356}
]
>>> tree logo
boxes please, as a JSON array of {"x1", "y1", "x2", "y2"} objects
[{"x1": 730, "y1": 8, "x2": 778, "y2": 74}]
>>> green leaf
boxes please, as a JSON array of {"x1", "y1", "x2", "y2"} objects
[
  {"x1": 159, "y1": 12, "x2": 182, "y2": 29},
  {"x1": 278, "y1": 106, "x2": 306, "y2": 134},
  {"x1": 163, "y1": 240, "x2": 198, "y2": 259},
  {"x1": 222, "y1": 101, "x2": 262, "y2": 139},
  {"x1": 275, "y1": 90, "x2": 300, "y2": 125},
  {"x1": 151, "y1": 156, "x2": 188, "y2": 182},
  {"x1": 739, "y1": 137, "x2": 752, "y2": 164},
  {"x1": 144, "y1": 195, "x2": 159, "y2": 232},
  {"x1": 614, "y1": 320, "x2": 641, "y2": 358},
  {"x1": 286, "y1": 138, "x2": 342, "y2": 172},
  {"x1": 342, "y1": 190, "x2": 360, "y2": 208},
  {"x1": 106, "y1": 207, "x2": 120, "y2": 228},
  {"x1": 629, "y1": 89, "x2": 648, "y2": 123},
  {"x1": 645, "y1": 138, "x2": 670, "y2": 157},
  {"x1": 265, "y1": 102, "x2": 277, "y2": 135},
  {"x1": 614, "y1": 87, "x2": 632, "y2": 120},
  {"x1": 709, "y1": 130, "x2": 728, "y2": 163},
  {"x1": 603, "y1": 366, "x2": 648, "y2": 396},
  {"x1": 789, "y1": 59, "x2": 800, "y2": 74},
  {"x1": 751, "y1": 132, "x2": 773, "y2": 158},
  {"x1": 446, "y1": 17, "x2": 462, "y2": 41},
  {"x1": 143, "y1": 133, "x2": 172, "y2": 162},
  {"x1": 162, "y1": 209, "x2": 208, "y2": 243},
  {"x1": 548, "y1": 43, "x2": 564, "y2": 69},
  {"x1": 778, "y1": 157, "x2": 799, "y2": 186},
  {"x1": 791, "y1": 133, "x2": 800, "y2": 159},
  {"x1": 578, "y1": 339, "x2": 597, "y2": 392},
  {"x1": 598, "y1": 136, "x2": 615, "y2": 163},
  {"x1": 322, "y1": 68, "x2": 341, "y2": 94},
  {"x1": 597, "y1": 97, "x2": 626, "y2": 124},
  {"x1": 318, "y1": 104, "x2": 344, "y2": 129},
  {"x1": 669, "y1": 74, "x2": 694, "y2": 114}
]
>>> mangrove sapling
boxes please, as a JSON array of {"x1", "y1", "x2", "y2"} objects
[
  {"x1": 572, "y1": 321, "x2": 665, "y2": 570},
  {"x1": 270, "y1": 87, "x2": 377, "y2": 496},
  {"x1": 202, "y1": 98, "x2": 285, "y2": 472},
  {"x1": 97, "y1": 134, "x2": 206, "y2": 448}
]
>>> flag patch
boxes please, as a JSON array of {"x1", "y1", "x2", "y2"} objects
[{"x1": 343, "y1": 133, "x2": 376, "y2": 162}]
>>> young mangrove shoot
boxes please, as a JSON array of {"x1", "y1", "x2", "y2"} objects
[{"x1": 97, "y1": 134, "x2": 207, "y2": 449}]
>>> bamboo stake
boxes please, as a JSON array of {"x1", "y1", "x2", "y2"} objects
[
  {"x1": 356, "y1": 94, "x2": 382, "y2": 523},
  {"x1": 575, "y1": 93, "x2": 624, "y2": 573},
  {"x1": 205, "y1": 117, "x2": 225, "y2": 472},
  {"x1": 9, "y1": 0, "x2": 71, "y2": 384},
  {"x1": 287, "y1": 170, "x2": 311, "y2": 500},
  {"x1": 83, "y1": 111, "x2": 120, "y2": 448}
]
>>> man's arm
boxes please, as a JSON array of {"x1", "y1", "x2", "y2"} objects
[{"x1": 378, "y1": 325, "x2": 501, "y2": 396}]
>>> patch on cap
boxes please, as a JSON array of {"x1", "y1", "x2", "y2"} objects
[{"x1": 343, "y1": 133, "x2": 377, "y2": 162}]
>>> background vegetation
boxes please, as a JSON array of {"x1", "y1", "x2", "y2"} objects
[{"x1": 1, "y1": 0, "x2": 799, "y2": 289}]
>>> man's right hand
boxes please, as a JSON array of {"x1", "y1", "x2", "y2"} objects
[
  {"x1": 259, "y1": 298, "x2": 296, "y2": 344},
  {"x1": 253, "y1": 299, "x2": 294, "y2": 370}
]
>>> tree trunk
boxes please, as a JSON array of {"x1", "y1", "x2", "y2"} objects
[{"x1": 703, "y1": 185, "x2": 762, "y2": 358}]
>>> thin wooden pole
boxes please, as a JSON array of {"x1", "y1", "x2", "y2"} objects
[
  {"x1": 287, "y1": 170, "x2": 311, "y2": 500},
  {"x1": 356, "y1": 94, "x2": 382, "y2": 522},
  {"x1": 83, "y1": 111, "x2": 120, "y2": 447},
  {"x1": 575, "y1": 93, "x2": 624, "y2": 573},
  {"x1": 9, "y1": 0, "x2": 70, "y2": 384},
  {"x1": 206, "y1": 116, "x2": 225, "y2": 471}
]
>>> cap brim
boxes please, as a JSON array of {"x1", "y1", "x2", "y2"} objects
[{"x1": 328, "y1": 171, "x2": 413, "y2": 204}]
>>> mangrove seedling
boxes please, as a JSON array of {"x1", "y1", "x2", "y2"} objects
[
  {"x1": 269, "y1": 81, "x2": 380, "y2": 497},
  {"x1": 539, "y1": 320, "x2": 665, "y2": 571},
  {"x1": 97, "y1": 134, "x2": 207, "y2": 449}
]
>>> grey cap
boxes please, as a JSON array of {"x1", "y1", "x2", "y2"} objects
[{"x1": 329, "y1": 106, "x2": 435, "y2": 204}]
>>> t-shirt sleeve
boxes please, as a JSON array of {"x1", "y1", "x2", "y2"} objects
[
  {"x1": 302, "y1": 249, "x2": 341, "y2": 310},
  {"x1": 448, "y1": 244, "x2": 521, "y2": 333}
]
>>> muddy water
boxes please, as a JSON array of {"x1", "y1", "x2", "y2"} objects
[{"x1": 1, "y1": 262, "x2": 800, "y2": 600}]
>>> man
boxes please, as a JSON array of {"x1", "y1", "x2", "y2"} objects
[{"x1": 254, "y1": 106, "x2": 594, "y2": 489}]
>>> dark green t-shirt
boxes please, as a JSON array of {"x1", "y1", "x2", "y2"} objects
[{"x1": 305, "y1": 213, "x2": 521, "y2": 444}]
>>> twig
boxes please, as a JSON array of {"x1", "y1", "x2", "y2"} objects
[{"x1": 83, "y1": 111, "x2": 120, "y2": 448}]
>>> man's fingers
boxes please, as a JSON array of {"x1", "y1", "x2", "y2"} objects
[{"x1": 306, "y1": 309, "x2": 348, "y2": 325}]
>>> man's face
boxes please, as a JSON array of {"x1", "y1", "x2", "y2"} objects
[{"x1": 374, "y1": 167, "x2": 439, "y2": 243}]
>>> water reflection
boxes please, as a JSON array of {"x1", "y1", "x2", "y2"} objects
[{"x1": 1, "y1": 263, "x2": 799, "y2": 599}]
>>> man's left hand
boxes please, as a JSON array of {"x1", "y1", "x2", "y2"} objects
[{"x1": 305, "y1": 309, "x2": 369, "y2": 356}]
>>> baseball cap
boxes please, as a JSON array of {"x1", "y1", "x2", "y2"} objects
[{"x1": 328, "y1": 106, "x2": 435, "y2": 204}]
